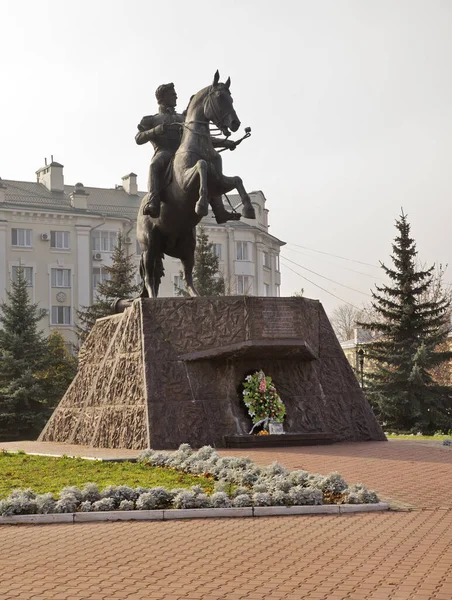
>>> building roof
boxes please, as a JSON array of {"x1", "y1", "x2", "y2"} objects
[
  {"x1": 1, "y1": 180, "x2": 285, "y2": 244},
  {"x1": 2, "y1": 179, "x2": 143, "y2": 219}
]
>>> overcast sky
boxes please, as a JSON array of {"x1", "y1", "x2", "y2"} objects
[{"x1": 1, "y1": 0, "x2": 451, "y2": 314}]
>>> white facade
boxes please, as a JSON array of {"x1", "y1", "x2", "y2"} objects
[{"x1": 0, "y1": 161, "x2": 285, "y2": 348}]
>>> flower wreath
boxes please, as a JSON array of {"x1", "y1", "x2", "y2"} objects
[{"x1": 242, "y1": 370, "x2": 286, "y2": 425}]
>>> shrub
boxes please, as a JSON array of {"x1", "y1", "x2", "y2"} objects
[
  {"x1": 233, "y1": 494, "x2": 252, "y2": 507},
  {"x1": 92, "y1": 498, "x2": 116, "y2": 512},
  {"x1": 210, "y1": 492, "x2": 231, "y2": 508},
  {"x1": 172, "y1": 490, "x2": 211, "y2": 509},
  {"x1": 35, "y1": 493, "x2": 56, "y2": 514},
  {"x1": 119, "y1": 500, "x2": 135, "y2": 511},
  {"x1": 60, "y1": 486, "x2": 83, "y2": 503},
  {"x1": 289, "y1": 486, "x2": 323, "y2": 506},
  {"x1": 0, "y1": 490, "x2": 38, "y2": 516},
  {"x1": 271, "y1": 490, "x2": 290, "y2": 506},
  {"x1": 252, "y1": 492, "x2": 272, "y2": 506},
  {"x1": 136, "y1": 487, "x2": 173, "y2": 510},
  {"x1": 54, "y1": 495, "x2": 78, "y2": 513},
  {"x1": 81, "y1": 483, "x2": 101, "y2": 503},
  {"x1": 288, "y1": 470, "x2": 310, "y2": 486},
  {"x1": 343, "y1": 484, "x2": 379, "y2": 504}
]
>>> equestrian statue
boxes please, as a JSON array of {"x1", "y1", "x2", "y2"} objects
[{"x1": 136, "y1": 70, "x2": 256, "y2": 298}]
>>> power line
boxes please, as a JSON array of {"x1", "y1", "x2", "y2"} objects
[
  {"x1": 281, "y1": 255, "x2": 372, "y2": 297},
  {"x1": 288, "y1": 243, "x2": 381, "y2": 269},
  {"x1": 280, "y1": 259, "x2": 362, "y2": 310},
  {"x1": 285, "y1": 245, "x2": 385, "y2": 281}
]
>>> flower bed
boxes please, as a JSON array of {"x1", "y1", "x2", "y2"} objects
[{"x1": 0, "y1": 444, "x2": 380, "y2": 517}]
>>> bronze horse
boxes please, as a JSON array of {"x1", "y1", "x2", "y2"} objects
[{"x1": 137, "y1": 71, "x2": 256, "y2": 298}]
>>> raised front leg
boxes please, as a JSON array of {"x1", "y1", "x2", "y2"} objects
[
  {"x1": 220, "y1": 175, "x2": 256, "y2": 219},
  {"x1": 179, "y1": 159, "x2": 209, "y2": 217}
]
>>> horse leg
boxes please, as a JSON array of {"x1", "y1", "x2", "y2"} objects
[
  {"x1": 179, "y1": 159, "x2": 209, "y2": 217},
  {"x1": 141, "y1": 249, "x2": 156, "y2": 298},
  {"x1": 180, "y1": 229, "x2": 199, "y2": 297},
  {"x1": 141, "y1": 228, "x2": 165, "y2": 298},
  {"x1": 220, "y1": 175, "x2": 256, "y2": 219},
  {"x1": 139, "y1": 254, "x2": 149, "y2": 298}
]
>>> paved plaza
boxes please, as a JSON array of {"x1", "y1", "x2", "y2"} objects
[{"x1": 0, "y1": 439, "x2": 451, "y2": 600}]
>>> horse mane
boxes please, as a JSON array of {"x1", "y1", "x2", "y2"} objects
[{"x1": 184, "y1": 86, "x2": 211, "y2": 117}]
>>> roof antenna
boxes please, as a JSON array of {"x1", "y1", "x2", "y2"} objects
[{"x1": 51, "y1": 154, "x2": 54, "y2": 163}]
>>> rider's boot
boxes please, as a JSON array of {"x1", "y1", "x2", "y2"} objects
[{"x1": 143, "y1": 193, "x2": 161, "y2": 218}]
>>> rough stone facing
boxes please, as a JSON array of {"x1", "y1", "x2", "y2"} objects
[{"x1": 39, "y1": 297, "x2": 386, "y2": 449}]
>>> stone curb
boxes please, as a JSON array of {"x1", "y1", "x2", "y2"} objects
[{"x1": 0, "y1": 503, "x2": 388, "y2": 525}]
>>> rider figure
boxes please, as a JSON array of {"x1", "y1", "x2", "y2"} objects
[
  {"x1": 136, "y1": 83, "x2": 238, "y2": 221},
  {"x1": 136, "y1": 83, "x2": 185, "y2": 218}
]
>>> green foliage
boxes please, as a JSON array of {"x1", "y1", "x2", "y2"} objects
[
  {"x1": 0, "y1": 268, "x2": 50, "y2": 441},
  {"x1": 360, "y1": 211, "x2": 452, "y2": 433},
  {"x1": 242, "y1": 370, "x2": 286, "y2": 424},
  {"x1": 176, "y1": 226, "x2": 225, "y2": 296},
  {"x1": 36, "y1": 330, "x2": 77, "y2": 408},
  {"x1": 77, "y1": 232, "x2": 140, "y2": 343},
  {"x1": 0, "y1": 452, "x2": 214, "y2": 498}
]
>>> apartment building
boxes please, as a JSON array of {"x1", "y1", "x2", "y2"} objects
[{"x1": 0, "y1": 160, "x2": 285, "y2": 348}]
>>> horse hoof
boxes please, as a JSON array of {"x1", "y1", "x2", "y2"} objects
[
  {"x1": 195, "y1": 201, "x2": 209, "y2": 217},
  {"x1": 242, "y1": 206, "x2": 256, "y2": 219}
]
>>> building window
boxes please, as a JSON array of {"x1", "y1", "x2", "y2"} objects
[
  {"x1": 264, "y1": 283, "x2": 270, "y2": 296},
  {"x1": 12, "y1": 266, "x2": 33, "y2": 286},
  {"x1": 276, "y1": 284, "x2": 280, "y2": 297},
  {"x1": 263, "y1": 252, "x2": 270, "y2": 268},
  {"x1": 92, "y1": 267, "x2": 110, "y2": 289},
  {"x1": 236, "y1": 241, "x2": 249, "y2": 261},
  {"x1": 50, "y1": 231, "x2": 70, "y2": 250},
  {"x1": 51, "y1": 306, "x2": 71, "y2": 325},
  {"x1": 92, "y1": 230, "x2": 118, "y2": 252},
  {"x1": 173, "y1": 275, "x2": 184, "y2": 296},
  {"x1": 212, "y1": 244, "x2": 222, "y2": 260},
  {"x1": 51, "y1": 268, "x2": 71, "y2": 288},
  {"x1": 237, "y1": 275, "x2": 252, "y2": 295},
  {"x1": 12, "y1": 228, "x2": 32, "y2": 248},
  {"x1": 275, "y1": 254, "x2": 280, "y2": 272}
]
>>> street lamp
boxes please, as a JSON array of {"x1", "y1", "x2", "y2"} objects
[{"x1": 357, "y1": 348, "x2": 364, "y2": 389}]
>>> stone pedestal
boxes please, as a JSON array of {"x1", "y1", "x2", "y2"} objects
[{"x1": 39, "y1": 297, "x2": 386, "y2": 449}]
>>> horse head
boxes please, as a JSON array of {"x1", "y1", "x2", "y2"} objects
[{"x1": 203, "y1": 70, "x2": 240, "y2": 137}]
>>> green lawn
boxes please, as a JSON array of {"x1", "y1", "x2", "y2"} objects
[
  {"x1": 0, "y1": 452, "x2": 214, "y2": 498},
  {"x1": 386, "y1": 433, "x2": 452, "y2": 440}
]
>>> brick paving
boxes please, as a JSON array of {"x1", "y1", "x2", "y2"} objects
[{"x1": 0, "y1": 439, "x2": 451, "y2": 599}]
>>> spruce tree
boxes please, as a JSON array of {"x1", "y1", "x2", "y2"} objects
[
  {"x1": 76, "y1": 232, "x2": 140, "y2": 343},
  {"x1": 176, "y1": 226, "x2": 225, "y2": 296},
  {"x1": 36, "y1": 330, "x2": 78, "y2": 409},
  {"x1": 360, "y1": 211, "x2": 452, "y2": 433},
  {"x1": 0, "y1": 268, "x2": 49, "y2": 441}
]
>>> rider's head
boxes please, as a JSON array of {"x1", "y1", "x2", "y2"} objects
[{"x1": 155, "y1": 83, "x2": 177, "y2": 108}]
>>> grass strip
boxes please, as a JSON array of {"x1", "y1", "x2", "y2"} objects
[{"x1": 0, "y1": 452, "x2": 214, "y2": 498}]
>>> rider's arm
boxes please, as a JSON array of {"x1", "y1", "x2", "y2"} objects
[{"x1": 135, "y1": 116, "x2": 167, "y2": 145}]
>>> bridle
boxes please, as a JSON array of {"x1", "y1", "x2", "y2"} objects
[{"x1": 203, "y1": 85, "x2": 234, "y2": 135}]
